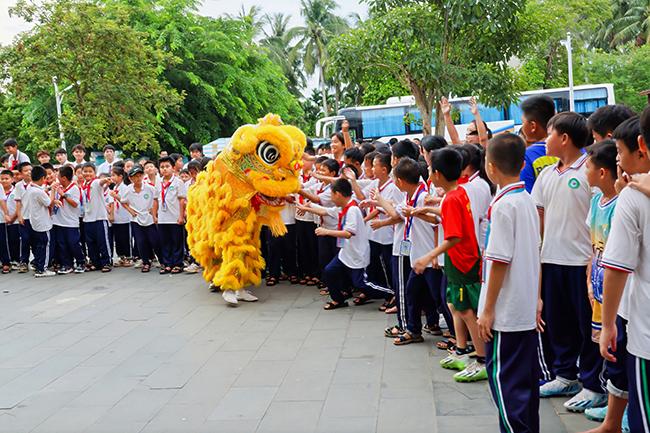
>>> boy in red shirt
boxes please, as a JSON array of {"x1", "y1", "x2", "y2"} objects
[{"x1": 414, "y1": 147, "x2": 486, "y2": 382}]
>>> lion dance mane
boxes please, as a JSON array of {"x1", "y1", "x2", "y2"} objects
[{"x1": 186, "y1": 114, "x2": 305, "y2": 291}]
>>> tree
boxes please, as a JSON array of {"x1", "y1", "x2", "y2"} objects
[
  {"x1": 594, "y1": 0, "x2": 650, "y2": 49},
  {"x1": 294, "y1": 0, "x2": 348, "y2": 116},
  {"x1": 260, "y1": 13, "x2": 306, "y2": 97},
  {"x1": 331, "y1": 1, "x2": 535, "y2": 135},
  {"x1": 1, "y1": 0, "x2": 182, "y2": 153}
]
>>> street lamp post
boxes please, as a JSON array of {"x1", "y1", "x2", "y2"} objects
[
  {"x1": 52, "y1": 76, "x2": 79, "y2": 151},
  {"x1": 560, "y1": 32, "x2": 575, "y2": 112}
]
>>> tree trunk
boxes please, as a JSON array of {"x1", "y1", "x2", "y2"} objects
[
  {"x1": 334, "y1": 82, "x2": 340, "y2": 113},
  {"x1": 407, "y1": 79, "x2": 433, "y2": 135},
  {"x1": 434, "y1": 102, "x2": 444, "y2": 136},
  {"x1": 319, "y1": 61, "x2": 328, "y2": 116}
]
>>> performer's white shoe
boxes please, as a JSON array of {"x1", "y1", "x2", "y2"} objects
[
  {"x1": 222, "y1": 290, "x2": 238, "y2": 306},
  {"x1": 236, "y1": 289, "x2": 258, "y2": 302}
]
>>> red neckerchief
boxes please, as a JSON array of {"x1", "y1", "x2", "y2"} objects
[
  {"x1": 160, "y1": 176, "x2": 174, "y2": 208},
  {"x1": 59, "y1": 183, "x2": 76, "y2": 207},
  {"x1": 4, "y1": 186, "x2": 14, "y2": 201},
  {"x1": 317, "y1": 183, "x2": 330, "y2": 194},
  {"x1": 299, "y1": 173, "x2": 312, "y2": 205},
  {"x1": 82, "y1": 178, "x2": 95, "y2": 203},
  {"x1": 458, "y1": 175, "x2": 469, "y2": 185},
  {"x1": 338, "y1": 199, "x2": 358, "y2": 230}
]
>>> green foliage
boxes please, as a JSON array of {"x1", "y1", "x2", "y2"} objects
[
  {"x1": 361, "y1": 72, "x2": 409, "y2": 106},
  {"x1": 593, "y1": 0, "x2": 650, "y2": 49},
  {"x1": 2, "y1": 0, "x2": 182, "y2": 154},
  {"x1": 331, "y1": 1, "x2": 533, "y2": 134}
]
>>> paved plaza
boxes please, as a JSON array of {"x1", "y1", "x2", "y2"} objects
[{"x1": 0, "y1": 269, "x2": 597, "y2": 433}]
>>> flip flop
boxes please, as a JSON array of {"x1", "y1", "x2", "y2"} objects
[
  {"x1": 324, "y1": 301, "x2": 348, "y2": 311},
  {"x1": 393, "y1": 332, "x2": 424, "y2": 346}
]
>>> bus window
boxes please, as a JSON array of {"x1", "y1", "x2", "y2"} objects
[
  {"x1": 457, "y1": 104, "x2": 506, "y2": 124},
  {"x1": 361, "y1": 107, "x2": 407, "y2": 137},
  {"x1": 406, "y1": 108, "x2": 435, "y2": 133}
]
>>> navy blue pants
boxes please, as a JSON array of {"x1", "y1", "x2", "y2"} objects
[
  {"x1": 19, "y1": 219, "x2": 31, "y2": 264},
  {"x1": 605, "y1": 316, "x2": 628, "y2": 397},
  {"x1": 318, "y1": 235, "x2": 338, "y2": 278},
  {"x1": 404, "y1": 268, "x2": 439, "y2": 336},
  {"x1": 323, "y1": 256, "x2": 391, "y2": 304},
  {"x1": 53, "y1": 225, "x2": 85, "y2": 269},
  {"x1": 268, "y1": 224, "x2": 297, "y2": 278},
  {"x1": 487, "y1": 329, "x2": 540, "y2": 433},
  {"x1": 541, "y1": 264, "x2": 604, "y2": 392},
  {"x1": 84, "y1": 220, "x2": 112, "y2": 267},
  {"x1": 158, "y1": 223, "x2": 184, "y2": 268},
  {"x1": 432, "y1": 269, "x2": 454, "y2": 335},
  {"x1": 392, "y1": 255, "x2": 411, "y2": 329},
  {"x1": 29, "y1": 229, "x2": 50, "y2": 272},
  {"x1": 131, "y1": 223, "x2": 160, "y2": 265},
  {"x1": 112, "y1": 223, "x2": 132, "y2": 258},
  {"x1": 367, "y1": 241, "x2": 392, "y2": 290},
  {"x1": 296, "y1": 220, "x2": 318, "y2": 277},
  {"x1": 627, "y1": 354, "x2": 650, "y2": 433},
  {"x1": 6, "y1": 223, "x2": 19, "y2": 263},
  {"x1": 0, "y1": 223, "x2": 9, "y2": 265}
]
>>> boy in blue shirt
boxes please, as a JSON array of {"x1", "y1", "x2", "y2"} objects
[{"x1": 519, "y1": 95, "x2": 557, "y2": 192}]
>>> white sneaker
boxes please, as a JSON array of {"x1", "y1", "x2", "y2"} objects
[
  {"x1": 540, "y1": 377, "x2": 581, "y2": 398},
  {"x1": 35, "y1": 270, "x2": 56, "y2": 278},
  {"x1": 222, "y1": 290, "x2": 238, "y2": 306},
  {"x1": 133, "y1": 259, "x2": 143, "y2": 269},
  {"x1": 74, "y1": 266, "x2": 85, "y2": 274},
  {"x1": 57, "y1": 267, "x2": 73, "y2": 275},
  {"x1": 183, "y1": 263, "x2": 201, "y2": 273},
  {"x1": 236, "y1": 289, "x2": 258, "y2": 302},
  {"x1": 453, "y1": 360, "x2": 488, "y2": 383},
  {"x1": 563, "y1": 388, "x2": 608, "y2": 412}
]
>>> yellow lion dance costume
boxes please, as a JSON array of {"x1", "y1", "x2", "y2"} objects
[{"x1": 186, "y1": 114, "x2": 305, "y2": 304}]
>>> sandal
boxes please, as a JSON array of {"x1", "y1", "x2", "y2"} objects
[
  {"x1": 384, "y1": 325, "x2": 404, "y2": 338},
  {"x1": 160, "y1": 267, "x2": 171, "y2": 275},
  {"x1": 385, "y1": 306, "x2": 398, "y2": 314},
  {"x1": 306, "y1": 277, "x2": 318, "y2": 286},
  {"x1": 266, "y1": 277, "x2": 278, "y2": 286},
  {"x1": 2, "y1": 265, "x2": 10, "y2": 274},
  {"x1": 85, "y1": 264, "x2": 98, "y2": 272},
  {"x1": 423, "y1": 324, "x2": 443, "y2": 336},
  {"x1": 436, "y1": 338, "x2": 457, "y2": 351},
  {"x1": 289, "y1": 276, "x2": 299, "y2": 285},
  {"x1": 353, "y1": 295, "x2": 371, "y2": 306},
  {"x1": 319, "y1": 288, "x2": 329, "y2": 296},
  {"x1": 170, "y1": 266, "x2": 182, "y2": 274},
  {"x1": 442, "y1": 331, "x2": 453, "y2": 339},
  {"x1": 299, "y1": 277, "x2": 308, "y2": 285},
  {"x1": 323, "y1": 301, "x2": 348, "y2": 310},
  {"x1": 379, "y1": 298, "x2": 395, "y2": 312},
  {"x1": 101, "y1": 265, "x2": 112, "y2": 273},
  {"x1": 317, "y1": 282, "x2": 327, "y2": 290},
  {"x1": 393, "y1": 332, "x2": 424, "y2": 346},
  {"x1": 141, "y1": 264, "x2": 151, "y2": 273}
]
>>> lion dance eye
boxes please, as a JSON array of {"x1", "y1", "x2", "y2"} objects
[{"x1": 257, "y1": 141, "x2": 280, "y2": 165}]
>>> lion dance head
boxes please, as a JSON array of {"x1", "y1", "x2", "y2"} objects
[{"x1": 185, "y1": 114, "x2": 305, "y2": 291}]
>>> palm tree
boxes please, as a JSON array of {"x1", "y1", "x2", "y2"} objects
[
  {"x1": 260, "y1": 13, "x2": 306, "y2": 96},
  {"x1": 594, "y1": 0, "x2": 650, "y2": 48},
  {"x1": 228, "y1": 5, "x2": 264, "y2": 38},
  {"x1": 294, "y1": 0, "x2": 348, "y2": 116}
]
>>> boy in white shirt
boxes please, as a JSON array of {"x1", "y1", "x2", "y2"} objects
[
  {"x1": 71, "y1": 144, "x2": 86, "y2": 167},
  {"x1": 26, "y1": 166, "x2": 55, "y2": 277},
  {"x1": 14, "y1": 162, "x2": 33, "y2": 273},
  {"x1": 81, "y1": 162, "x2": 113, "y2": 272},
  {"x1": 477, "y1": 133, "x2": 542, "y2": 433},
  {"x1": 110, "y1": 166, "x2": 133, "y2": 267},
  {"x1": 51, "y1": 165, "x2": 85, "y2": 274},
  {"x1": 0, "y1": 178, "x2": 10, "y2": 273},
  {"x1": 318, "y1": 179, "x2": 391, "y2": 310},
  {"x1": 600, "y1": 106, "x2": 650, "y2": 433},
  {"x1": 532, "y1": 112, "x2": 606, "y2": 409},
  {"x1": 1, "y1": 169, "x2": 20, "y2": 266},
  {"x1": 295, "y1": 154, "x2": 319, "y2": 285},
  {"x1": 157, "y1": 156, "x2": 187, "y2": 274},
  {"x1": 118, "y1": 166, "x2": 160, "y2": 273}
]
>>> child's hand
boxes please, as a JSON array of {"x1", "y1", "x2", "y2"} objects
[
  {"x1": 629, "y1": 172, "x2": 650, "y2": 197},
  {"x1": 342, "y1": 167, "x2": 357, "y2": 181},
  {"x1": 177, "y1": 216, "x2": 185, "y2": 225},
  {"x1": 53, "y1": 200, "x2": 63, "y2": 208},
  {"x1": 341, "y1": 119, "x2": 350, "y2": 132},
  {"x1": 615, "y1": 166, "x2": 630, "y2": 194},
  {"x1": 369, "y1": 219, "x2": 384, "y2": 230},
  {"x1": 536, "y1": 298, "x2": 545, "y2": 333},
  {"x1": 469, "y1": 96, "x2": 479, "y2": 116},
  {"x1": 599, "y1": 324, "x2": 618, "y2": 363},
  {"x1": 412, "y1": 256, "x2": 429, "y2": 274},
  {"x1": 402, "y1": 205, "x2": 415, "y2": 217},
  {"x1": 477, "y1": 309, "x2": 494, "y2": 342},
  {"x1": 315, "y1": 227, "x2": 328, "y2": 237},
  {"x1": 440, "y1": 97, "x2": 451, "y2": 116},
  {"x1": 587, "y1": 283, "x2": 594, "y2": 308}
]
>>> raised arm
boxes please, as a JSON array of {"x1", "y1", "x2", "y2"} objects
[
  {"x1": 470, "y1": 96, "x2": 488, "y2": 148},
  {"x1": 342, "y1": 120, "x2": 353, "y2": 149},
  {"x1": 441, "y1": 97, "x2": 461, "y2": 145}
]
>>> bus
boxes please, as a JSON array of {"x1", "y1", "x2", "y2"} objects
[{"x1": 315, "y1": 83, "x2": 615, "y2": 142}]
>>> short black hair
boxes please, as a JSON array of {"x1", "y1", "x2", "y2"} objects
[
  {"x1": 421, "y1": 135, "x2": 448, "y2": 153},
  {"x1": 587, "y1": 104, "x2": 636, "y2": 139},
  {"x1": 179, "y1": 168, "x2": 190, "y2": 175},
  {"x1": 487, "y1": 133, "x2": 526, "y2": 177},
  {"x1": 587, "y1": 139, "x2": 618, "y2": 179},
  {"x1": 455, "y1": 145, "x2": 470, "y2": 171},
  {"x1": 54, "y1": 148, "x2": 67, "y2": 156},
  {"x1": 1, "y1": 169, "x2": 13, "y2": 176},
  {"x1": 111, "y1": 165, "x2": 125, "y2": 177},
  {"x1": 373, "y1": 152, "x2": 392, "y2": 172},
  {"x1": 187, "y1": 160, "x2": 201, "y2": 172},
  {"x1": 547, "y1": 111, "x2": 590, "y2": 149},
  {"x1": 612, "y1": 116, "x2": 640, "y2": 153},
  {"x1": 393, "y1": 157, "x2": 421, "y2": 185},
  {"x1": 17, "y1": 161, "x2": 32, "y2": 172},
  {"x1": 331, "y1": 132, "x2": 344, "y2": 144},
  {"x1": 521, "y1": 95, "x2": 556, "y2": 129},
  {"x1": 392, "y1": 139, "x2": 419, "y2": 160},
  {"x1": 315, "y1": 156, "x2": 328, "y2": 165},
  {"x1": 641, "y1": 105, "x2": 650, "y2": 147},
  {"x1": 3, "y1": 138, "x2": 18, "y2": 148},
  {"x1": 331, "y1": 178, "x2": 352, "y2": 197},
  {"x1": 304, "y1": 146, "x2": 315, "y2": 156},
  {"x1": 159, "y1": 156, "x2": 174, "y2": 167},
  {"x1": 72, "y1": 144, "x2": 86, "y2": 153},
  {"x1": 169, "y1": 153, "x2": 183, "y2": 163},
  {"x1": 143, "y1": 159, "x2": 157, "y2": 167},
  {"x1": 343, "y1": 148, "x2": 364, "y2": 165},
  {"x1": 460, "y1": 144, "x2": 483, "y2": 172},
  {"x1": 103, "y1": 145, "x2": 115, "y2": 152},
  {"x1": 113, "y1": 160, "x2": 125, "y2": 169},
  {"x1": 189, "y1": 142, "x2": 203, "y2": 153},
  {"x1": 321, "y1": 158, "x2": 340, "y2": 175},
  {"x1": 42, "y1": 162, "x2": 54, "y2": 171},
  {"x1": 58, "y1": 165, "x2": 74, "y2": 181},
  {"x1": 364, "y1": 150, "x2": 378, "y2": 162},
  {"x1": 429, "y1": 147, "x2": 463, "y2": 181},
  {"x1": 200, "y1": 156, "x2": 211, "y2": 170},
  {"x1": 31, "y1": 165, "x2": 46, "y2": 182},
  {"x1": 360, "y1": 143, "x2": 375, "y2": 156},
  {"x1": 82, "y1": 162, "x2": 96, "y2": 171},
  {"x1": 36, "y1": 150, "x2": 50, "y2": 158}
]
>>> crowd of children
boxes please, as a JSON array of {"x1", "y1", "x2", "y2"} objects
[{"x1": 2, "y1": 98, "x2": 650, "y2": 433}]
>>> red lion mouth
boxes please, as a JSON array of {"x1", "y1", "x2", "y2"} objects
[{"x1": 251, "y1": 193, "x2": 286, "y2": 210}]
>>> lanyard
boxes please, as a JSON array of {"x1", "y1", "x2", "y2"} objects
[
  {"x1": 403, "y1": 183, "x2": 427, "y2": 240},
  {"x1": 161, "y1": 176, "x2": 175, "y2": 209},
  {"x1": 338, "y1": 200, "x2": 357, "y2": 230}
]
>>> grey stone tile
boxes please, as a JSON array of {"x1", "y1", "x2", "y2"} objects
[
  {"x1": 340, "y1": 336, "x2": 386, "y2": 359},
  {"x1": 332, "y1": 357, "x2": 383, "y2": 385},
  {"x1": 377, "y1": 398, "x2": 436, "y2": 433},
  {"x1": 437, "y1": 415, "x2": 498, "y2": 433},
  {"x1": 207, "y1": 386, "x2": 277, "y2": 421},
  {"x1": 301, "y1": 329, "x2": 347, "y2": 349},
  {"x1": 315, "y1": 416, "x2": 377, "y2": 433},
  {"x1": 232, "y1": 360, "x2": 291, "y2": 388},
  {"x1": 322, "y1": 383, "x2": 380, "y2": 418},
  {"x1": 275, "y1": 369, "x2": 334, "y2": 401},
  {"x1": 31, "y1": 405, "x2": 111, "y2": 433},
  {"x1": 93, "y1": 388, "x2": 177, "y2": 423},
  {"x1": 256, "y1": 401, "x2": 323, "y2": 433},
  {"x1": 433, "y1": 382, "x2": 495, "y2": 416}
]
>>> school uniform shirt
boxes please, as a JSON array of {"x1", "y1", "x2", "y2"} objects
[
  {"x1": 396, "y1": 183, "x2": 436, "y2": 267},
  {"x1": 364, "y1": 179, "x2": 401, "y2": 245},
  {"x1": 520, "y1": 142, "x2": 558, "y2": 193},
  {"x1": 296, "y1": 174, "x2": 318, "y2": 222},
  {"x1": 315, "y1": 182, "x2": 338, "y2": 229},
  {"x1": 112, "y1": 183, "x2": 132, "y2": 225},
  {"x1": 82, "y1": 179, "x2": 109, "y2": 222},
  {"x1": 122, "y1": 184, "x2": 157, "y2": 227},
  {"x1": 390, "y1": 190, "x2": 407, "y2": 257},
  {"x1": 338, "y1": 203, "x2": 370, "y2": 269},
  {"x1": 26, "y1": 184, "x2": 52, "y2": 232},
  {"x1": 478, "y1": 181, "x2": 541, "y2": 332},
  {"x1": 440, "y1": 186, "x2": 479, "y2": 274},
  {"x1": 461, "y1": 172, "x2": 492, "y2": 251},
  {"x1": 532, "y1": 154, "x2": 592, "y2": 266},
  {"x1": 3, "y1": 187, "x2": 17, "y2": 224},
  {"x1": 14, "y1": 180, "x2": 32, "y2": 220},
  {"x1": 104, "y1": 191, "x2": 114, "y2": 226},
  {"x1": 158, "y1": 176, "x2": 187, "y2": 224},
  {"x1": 8, "y1": 150, "x2": 30, "y2": 170},
  {"x1": 96, "y1": 159, "x2": 122, "y2": 176},
  {"x1": 52, "y1": 184, "x2": 81, "y2": 228},
  {"x1": 601, "y1": 186, "x2": 650, "y2": 360},
  {"x1": 0, "y1": 187, "x2": 5, "y2": 221},
  {"x1": 281, "y1": 203, "x2": 296, "y2": 225}
]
